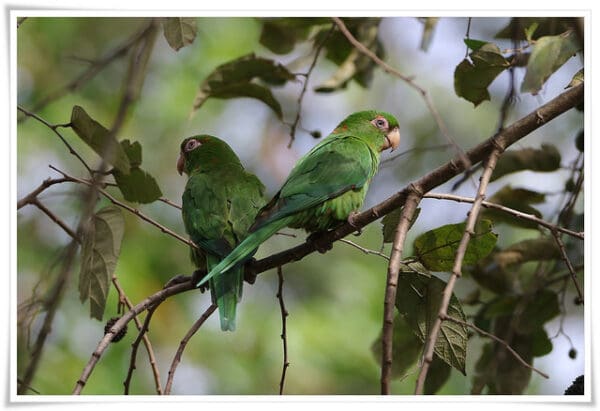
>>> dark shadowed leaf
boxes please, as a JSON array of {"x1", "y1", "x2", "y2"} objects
[
  {"x1": 516, "y1": 289, "x2": 560, "y2": 333},
  {"x1": 79, "y1": 206, "x2": 124, "y2": 320},
  {"x1": 258, "y1": 18, "x2": 327, "y2": 54},
  {"x1": 575, "y1": 129, "x2": 584, "y2": 152},
  {"x1": 163, "y1": 17, "x2": 197, "y2": 51},
  {"x1": 413, "y1": 219, "x2": 498, "y2": 272},
  {"x1": 381, "y1": 207, "x2": 421, "y2": 243},
  {"x1": 482, "y1": 185, "x2": 545, "y2": 229},
  {"x1": 454, "y1": 42, "x2": 510, "y2": 106},
  {"x1": 371, "y1": 315, "x2": 422, "y2": 378},
  {"x1": 531, "y1": 327, "x2": 553, "y2": 357},
  {"x1": 395, "y1": 273, "x2": 468, "y2": 374},
  {"x1": 491, "y1": 144, "x2": 561, "y2": 181},
  {"x1": 112, "y1": 140, "x2": 162, "y2": 204},
  {"x1": 521, "y1": 30, "x2": 581, "y2": 94},
  {"x1": 495, "y1": 17, "x2": 580, "y2": 40},
  {"x1": 424, "y1": 357, "x2": 452, "y2": 394},
  {"x1": 70, "y1": 106, "x2": 131, "y2": 173},
  {"x1": 192, "y1": 53, "x2": 295, "y2": 118}
]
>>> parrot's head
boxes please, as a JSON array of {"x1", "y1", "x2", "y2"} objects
[
  {"x1": 335, "y1": 110, "x2": 400, "y2": 152},
  {"x1": 177, "y1": 135, "x2": 241, "y2": 175}
]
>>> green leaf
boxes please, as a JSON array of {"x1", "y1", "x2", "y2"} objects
[
  {"x1": 575, "y1": 129, "x2": 584, "y2": 152},
  {"x1": 163, "y1": 17, "x2": 197, "y2": 51},
  {"x1": 454, "y1": 42, "x2": 510, "y2": 106},
  {"x1": 495, "y1": 17, "x2": 580, "y2": 40},
  {"x1": 258, "y1": 18, "x2": 327, "y2": 55},
  {"x1": 463, "y1": 38, "x2": 488, "y2": 51},
  {"x1": 192, "y1": 53, "x2": 295, "y2": 118},
  {"x1": 396, "y1": 274, "x2": 468, "y2": 374},
  {"x1": 424, "y1": 357, "x2": 452, "y2": 394},
  {"x1": 482, "y1": 185, "x2": 545, "y2": 229},
  {"x1": 567, "y1": 68, "x2": 584, "y2": 89},
  {"x1": 70, "y1": 106, "x2": 131, "y2": 173},
  {"x1": 419, "y1": 17, "x2": 439, "y2": 52},
  {"x1": 112, "y1": 140, "x2": 162, "y2": 204},
  {"x1": 491, "y1": 144, "x2": 561, "y2": 181},
  {"x1": 521, "y1": 30, "x2": 581, "y2": 94},
  {"x1": 524, "y1": 22, "x2": 539, "y2": 43},
  {"x1": 517, "y1": 289, "x2": 560, "y2": 333},
  {"x1": 381, "y1": 207, "x2": 421, "y2": 243},
  {"x1": 79, "y1": 206, "x2": 125, "y2": 320},
  {"x1": 413, "y1": 220, "x2": 498, "y2": 272},
  {"x1": 531, "y1": 327, "x2": 553, "y2": 357},
  {"x1": 370, "y1": 315, "x2": 422, "y2": 379}
]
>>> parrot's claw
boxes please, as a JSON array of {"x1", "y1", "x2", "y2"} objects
[
  {"x1": 347, "y1": 211, "x2": 362, "y2": 235},
  {"x1": 163, "y1": 274, "x2": 191, "y2": 289},
  {"x1": 244, "y1": 258, "x2": 258, "y2": 284},
  {"x1": 191, "y1": 269, "x2": 210, "y2": 293},
  {"x1": 307, "y1": 232, "x2": 333, "y2": 254}
]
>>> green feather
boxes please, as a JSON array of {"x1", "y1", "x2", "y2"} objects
[
  {"x1": 180, "y1": 135, "x2": 265, "y2": 331},
  {"x1": 198, "y1": 110, "x2": 400, "y2": 287}
]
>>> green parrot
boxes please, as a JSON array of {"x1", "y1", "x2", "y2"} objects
[
  {"x1": 177, "y1": 135, "x2": 265, "y2": 331},
  {"x1": 197, "y1": 110, "x2": 400, "y2": 288}
]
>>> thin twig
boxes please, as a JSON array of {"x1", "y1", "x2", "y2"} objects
[
  {"x1": 381, "y1": 144, "x2": 452, "y2": 166},
  {"x1": 339, "y1": 239, "x2": 389, "y2": 261},
  {"x1": 287, "y1": 23, "x2": 335, "y2": 148},
  {"x1": 123, "y1": 303, "x2": 161, "y2": 394},
  {"x1": 381, "y1": 188, "x2": 421, "y2": 394},
  {"x1": 49, "y1": 165, "x2": 199, "y2": 251},
  {"x1": 551, "y1": 230, "x2": 584, "y2": 304},
  {"x1": 17, "y1": 177, "x2": 69, "y2": 210},
  {"x1": 423, "y1": 192, "x2": 584, "y2": 240},
  {"x1": 31, "y1": 199, "x2": 79, "y2": 241},
  {"x1": 111, "y1": 276, "x2": 162, "y2": 395},
  {"x1": 415, "y1": 148, "x2": 501, "y2": 394},
  {"x1": 444, "y1": 315, "x2": 549, "y2": 379},
  {"x1": 276, "y1": 266, "x2": 290, "y2": 395},
  {"x1": 159, "y1": 197, "x2": 182, "y2": 210},
  {"x1": 164, "y1": 304, "x2": 217, "y2": 395},
  {"x1": 331, "y1": 17, "x2": 471, "y2": 173},
  {"x1": 22, "y1": 20, "x2": 156, "y2": 116},
  {"x1": 17, "y1": 106, "x2": 93, "y2": 175},
  {"x1": 73, "y1": 280, "x2": 195, "y2": 394}
]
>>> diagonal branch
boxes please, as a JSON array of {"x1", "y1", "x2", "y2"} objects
[
  {"x1": 164, "y1": 304, "x2": 217, "y2": 395},
  {"x1": 415, "y1": 148, "x2": 502, "y2": 394},
  {"x1": 381, "y1": 188, "x2": 421, "y2": 394},
  {"x1": 551, "y1": 230, "x2": 584, "y2": 304},
  {"x1": 331, "y1": 17, "x2": 471, "y2": 172}
]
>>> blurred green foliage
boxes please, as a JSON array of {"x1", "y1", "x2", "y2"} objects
[{"x1": 16, "y1": 16, "x2": 584, "y2": 396}]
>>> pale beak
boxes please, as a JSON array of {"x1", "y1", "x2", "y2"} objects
[
  {"x1": 382, "y1": 127, "x2": 401, "y2": 152},
  {"x1": 176, "y1": 152, "x2": 185, "y2": 175}
]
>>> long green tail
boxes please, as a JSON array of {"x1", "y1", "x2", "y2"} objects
[
  {"x1": 207, "y1": 254, "x2": 242, "y2": 331},
  {"x1": 198, "y1": 216, "x2": 293, "y2": 289}
]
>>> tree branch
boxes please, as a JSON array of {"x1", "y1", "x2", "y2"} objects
[
  {"x1": 276, "y1": 266, "x2": 290, "y2": 395},
  {"x1": 381, "y1": 188, "x2": 421, "y2": 394},
  {"x1": 551, "y1": 230, "x2": 584, "y2": 304},
  {"x1": 415, "y1": 148, "x2": 501, "y2": 394}
]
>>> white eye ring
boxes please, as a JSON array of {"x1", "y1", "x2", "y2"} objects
[
  {"x1": 372, "y1": 117, "x2": 388, "y2": 130},
  {"x1": 185, "y1": 139, "x2": 201, "y2": 152}
]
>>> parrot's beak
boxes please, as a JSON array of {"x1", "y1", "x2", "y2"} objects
[
  {"x1": 383, "y1": 127, "x2": 401, "y2": 152},
  {"x1": 177, "y1": 152, "x2": 185, "y2": 175}
]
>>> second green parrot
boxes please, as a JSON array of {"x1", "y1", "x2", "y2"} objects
[
  {"x1": 197, "y1": 110, "x2": 400, "y2": 288},
  {"x1": 178, "y1": 135, "x2": 265, "y2": 331}
]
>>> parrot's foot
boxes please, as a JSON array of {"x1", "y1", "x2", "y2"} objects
[
  {"x1": 243, "y1": 258, "x2": 258, "y2": 284},
  {"x1": 163, "y1": 274, "x2": 191, "y2": 288},
  {"x1": 307, "y1": 232, "x2": 333, "y2": 254},
  {"x1": 191, "y1": 269, "x2": 210, "y2": 293},
  {"x1": 347, "y1": 211, "x2": 362, "y2": 235}
]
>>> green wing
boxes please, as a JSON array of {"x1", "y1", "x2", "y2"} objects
[{"x1": 252, "y1": 134, "x2": 376, "y2": 230}]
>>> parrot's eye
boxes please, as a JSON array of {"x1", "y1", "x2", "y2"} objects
[
  {"x1": 185, "y1": 139, "x2": 201, "y2": 152},
  {"x1": 372, "y1": 117, "x2": 389, "y2": 130}
]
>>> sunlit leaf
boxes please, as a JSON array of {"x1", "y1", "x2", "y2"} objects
[
  {"x1": 463, "y1": 38, "x2": 488, "y2": 51},
  {"x1": 491, "y1": 144, "x2": 561, "y2": 181},
  {"x1": 454, "y1": 42, "x2": 510, "y2": 106},
  {"x1": 70, "y1": 106, "x2": 131, "y2": 173},
  {"x1": 192, "y1": 53, "x2": 295, "y2": 118},
  {"x1": 413, "y1": 220, "x2": 498, "y2": 272},
  {"x1": 396, "y1": 273, "x2": 468, "y2": 374},
  {"x1": 79, "y1": 206, "x2": 124, "y2": 320},
  {"x1": 567, "y1": 68, "x2": 584, "y2": 89},
  {"x1": 163, "y1": 17, "x2": 197, "y2": 51},
  {"x1": 521, "y1": 30, "x2": 581, "y2": 94}
]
